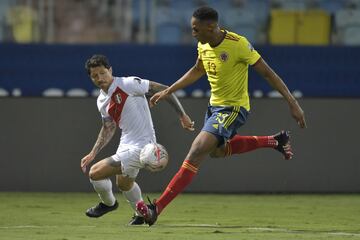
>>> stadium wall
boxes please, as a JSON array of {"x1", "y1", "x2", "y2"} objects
[
  {"x1": 0, "y1": 98, "x2": 359, "y2": 193},
  {"x1": 1, "y1": 44, "x2": 360, "y2": 97}
]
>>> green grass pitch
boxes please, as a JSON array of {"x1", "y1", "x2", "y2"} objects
[{"x1": 0, "y1": 192, "x2": 359, "y2": 240}]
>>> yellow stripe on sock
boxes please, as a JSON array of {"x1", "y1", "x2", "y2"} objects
[{"x1": 182, "y1": 162, "x2": 198, "y2": 173}]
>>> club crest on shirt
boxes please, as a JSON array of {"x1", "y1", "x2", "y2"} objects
[
  {"x1": 220, "y1": 51, "x2": 229, "y2": 62},
  {"x1": 114, "y1": 93, "x2": 122, "y2": 104}
]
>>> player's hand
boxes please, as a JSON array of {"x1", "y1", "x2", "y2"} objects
[
  {"x1": 149, "y1": 89, "x2": 170, "y2": 107},
  {"x1": 80, "y1": 152, "x2": 95, "y2": 174},
  {"x1": 180, "y1": 114, "x2": 195, "y2": 131},
  {"x1": 289, "y1": 101, "x2": 307, "y2": 128}
]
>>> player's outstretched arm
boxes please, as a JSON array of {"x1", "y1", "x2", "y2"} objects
[
  {"x1": 149, "y1": 59, "x2": 206, "y2": 106},
  {"x1": 80, "y1": 118, "x2": 117, "y2": 173},
  {"x1": 252, "y1": 58, "x2": 307, "y2": 128},
  {"x1": 148, "y1": 81, "x2": 195, "y2": 131}
]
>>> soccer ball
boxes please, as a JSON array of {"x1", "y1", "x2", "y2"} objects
[{"x1": 140, "y1": 143, "x2": 169, "y2": 172}]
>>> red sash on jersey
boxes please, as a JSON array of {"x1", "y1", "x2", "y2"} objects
[{"x1": 108, "y1": 87, "x2": 128, "y2": 124}]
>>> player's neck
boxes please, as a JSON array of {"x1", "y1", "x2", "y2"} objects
[
  {"x1": 102, "y1": 77, "x2": 114, "y2": 94},
  {"x1": 208, "y1": 29, "x2": 225, "y2": 48}
]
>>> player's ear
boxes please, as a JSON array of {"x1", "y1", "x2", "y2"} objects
[{"x1": 109, "y1": 67, "x2": 113, "y2": 75}]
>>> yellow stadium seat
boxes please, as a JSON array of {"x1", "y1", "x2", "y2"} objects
[
  {"x1": 269, "y1": 10, "x2": 297, "y2": 45},
  {"x1": 269, "y1": 9, "x2": 330, "y2": 45},
  {"x1": 297, "y1": 10, "x2": 331, "y2": 45}
]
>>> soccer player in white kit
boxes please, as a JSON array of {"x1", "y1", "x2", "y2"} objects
[{"x1": 81, "y1": 54, "x2": 194, "y2": 225}]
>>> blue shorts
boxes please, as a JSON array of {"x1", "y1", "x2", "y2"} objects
[{"x1": 201, "y1": 105, "x2": 249, "y2": 146}]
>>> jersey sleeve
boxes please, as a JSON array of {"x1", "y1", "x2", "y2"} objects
[
  {"x1": 237, "y1": 37, "x2": 261, "y2": 65},
  {"x1": 121, "y1": 76, "x2": 150, "y2": 95},
  {"x1": 96, "y1": 97, "x2": 111, "y2": 120},
  {"x1": 197, "y1": 42, "x2": 203, "y2": 60}
]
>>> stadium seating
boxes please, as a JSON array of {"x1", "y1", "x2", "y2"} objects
[
  {"x1": 297, "y1": 10, "x2": 331, "y2": 45},
  {"x1": 269, "y1": 9, "x2": 330, "y2": 45},
  {"x1": 149, "y1": 0, "x2": 353, "y2": 45},
  {"x1": 318, "y1": 0, "x2": 344, "y2": 14},
  {"x1": 269, "y1": 10, "x2": 297, "y2": 44},
  {"x1": 223, "y1": 7, "x2": 258, "y2": 43},
  {"x1": 156, "y1": 22, "x2": 183, "y2": 44},
  {"x1": 335, "y1": 8, "x2": 360, "y2": 45}
]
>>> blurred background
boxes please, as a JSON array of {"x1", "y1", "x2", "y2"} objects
[
  {"x1": 2, "y1": 0, "x2": 360, "y2": 45},
  {"x1": 0, "y1": 0, "x2": 359, "y2": 193},
  {"x1": 1, "y1": 0, "x2": 360, "y2": 98}
]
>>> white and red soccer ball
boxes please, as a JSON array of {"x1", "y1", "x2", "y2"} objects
[{"x1": 140, "y1": 143, "x2": 169, "y2": 172}]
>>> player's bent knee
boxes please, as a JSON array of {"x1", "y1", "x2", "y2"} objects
[
  {"x1": 209, "y1": 148, "x2": 225, "y2": 158},
  {"x1": 88, "y1": 168, "x2": 102, "y2": 181}
]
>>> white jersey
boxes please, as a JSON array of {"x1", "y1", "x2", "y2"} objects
[{"x1": 97, "y1": 76, "x2": 156, "y2": 148}]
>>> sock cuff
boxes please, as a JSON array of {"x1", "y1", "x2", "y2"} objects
[{"x1": 181, "y1": 160, "x2": 198, "y2": 173}]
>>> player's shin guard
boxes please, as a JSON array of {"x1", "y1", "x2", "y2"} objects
[
  {"x1": 226, "y1": 135, "x2": 277, "y2": 156},
  {"x1": 122, "y1": 182, "x2": 143, "y2": 215},
  {"x1": 90, "y1": 178, "x2": 116, "y2": 207},
  {"x1": 156, "y1": 160, "x2": 198, "y2": 214}
]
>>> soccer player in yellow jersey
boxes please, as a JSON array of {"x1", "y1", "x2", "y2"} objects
[{"x1": 137, "y1": 6, "x2": 307, "y2": 226}]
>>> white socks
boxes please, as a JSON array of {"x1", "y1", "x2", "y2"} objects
[
  {"x1": 122, "y1": 182, "x2": 143, "y2": 215},
  {"x1": 90, "y1": 178, "x2": 143, "y2": 215},
  {"x1": 90, "y1": 178, "x2": 116, "y2": 207}
]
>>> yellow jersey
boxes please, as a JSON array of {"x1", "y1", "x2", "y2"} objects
[{"x1": 197, "y1": 30, "x2": 261, "y2": 111}]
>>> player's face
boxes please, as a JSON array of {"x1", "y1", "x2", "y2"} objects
[
  {"x1": 89, "y1": 66, "x2": 113, "y2": 91},
  {"x1": 191, "y1": 17, "x2": 212, "y2": 44}
]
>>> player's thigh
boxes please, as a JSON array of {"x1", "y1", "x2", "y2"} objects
[
  {"x1": 89, "y1": 157, "x2": 122, "y2": 180},
  {"x1": 209, "y1": 144, "x2": 226, "y2": 158},
  {"x1": 116, "y1": 175, "x2": 135, "y2": 191}
]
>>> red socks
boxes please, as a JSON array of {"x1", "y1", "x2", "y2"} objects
[
  {"x1": 226, "y1": 135, "x2": 277, "y2": 156},
  {"x1": 156, "y1": 160, "x2": 198, "y2": 214},
  {"x1": 155, "y1": 135, "x2": 276, "y2": 214}
]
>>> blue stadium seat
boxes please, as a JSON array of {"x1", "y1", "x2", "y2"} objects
[
  {"x1": 156, "y1": 22, "x2": 183, "y2": 44},
  {"x1": 335, "y1": 9, "x2": 360, "y2": 45},
  {"x1": 319, "y1": 0, "x2": 345, "y2": 14},
  {"x1": 232, "y1": 25, "x2": 257, "y2": 43},
  {"x1": 223, "y1": 5, "x2": 258, "y2": 43},
  {"x1": 247, "y1": 0, "x2": 270, "y2": 25},
  {"x1": 274, "y1": 0, "x2": 306, "y2": 10},
  {"x1": 343, "y1": 26, "x2": 360, "y2": 45}
]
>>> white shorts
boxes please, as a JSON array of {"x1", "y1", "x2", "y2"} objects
[{"x1": 111, "y1": 144, "x2": 144, "y2": 179}]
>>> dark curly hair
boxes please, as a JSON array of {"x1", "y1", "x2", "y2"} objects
[{"x1": 192, "y1": 6, "x2": 218, "y2": 22}]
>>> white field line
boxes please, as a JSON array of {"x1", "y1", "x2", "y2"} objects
[
  {"x1": 163, "y1": 224, "x2": 360, "y2": 237},
  {"x1": 1, "y1": 224, "x2": 360, "y2": 237},
  {"x1": 0, "y1": 225, "x2": 96, "y2": 229}
]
